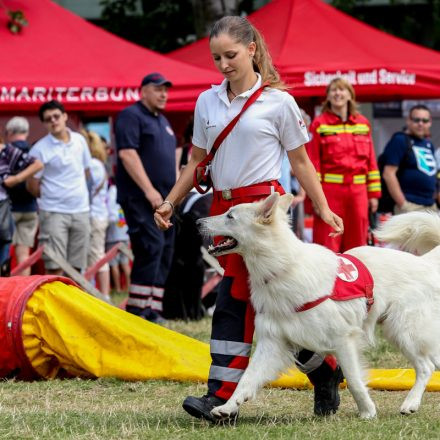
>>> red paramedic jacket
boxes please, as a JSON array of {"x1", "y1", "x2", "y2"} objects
[{"x1": 307, "y1": 111, "x2": 381, "y2": 199}]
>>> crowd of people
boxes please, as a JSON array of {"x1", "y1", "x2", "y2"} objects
[{"x1": 0, "y1": 104, "x2": 131, "y2": 299}]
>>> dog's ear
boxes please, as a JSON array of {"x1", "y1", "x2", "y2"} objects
[
  {"x1": 278, "y1": 193, "x2": 294, "y2": 212},
  {"x1": 257, "y1": 193, "x2": 279, "y2": 224}
]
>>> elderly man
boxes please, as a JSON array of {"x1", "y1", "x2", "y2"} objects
[
  {"x1": 115, "y1": 73, "x2": 177, "y2": 323},
  {"x1": 5, "y1": 117, "x2": 39, "y2": 274}
]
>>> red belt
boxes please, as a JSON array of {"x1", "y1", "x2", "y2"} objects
[{"x1": 213, "y1": 181, "x2": 279, "y2": 201}]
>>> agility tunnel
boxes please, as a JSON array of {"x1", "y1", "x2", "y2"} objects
[{"x1": 1, "y1": 275, "x2": 440, "y2": 391}]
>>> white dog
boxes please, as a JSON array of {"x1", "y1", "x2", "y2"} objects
[{"x1": 198, "y1": 193, "x2": 440, "y2": 420}]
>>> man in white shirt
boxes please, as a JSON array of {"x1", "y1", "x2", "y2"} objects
[{"x1": 28, "y1": 100, "x2": 92, "y2": 275}]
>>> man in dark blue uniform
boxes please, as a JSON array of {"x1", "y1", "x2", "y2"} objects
[{"x1": 115, "y1": 73, "x2": 177, "y2": 323}]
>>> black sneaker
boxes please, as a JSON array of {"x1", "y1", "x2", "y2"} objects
[
  {"x1": 314, "y1": 366, "x2": 344, "y2": 416},
  {"x1": 182, "y1": 394, "x2": 230, "y2": 423}
]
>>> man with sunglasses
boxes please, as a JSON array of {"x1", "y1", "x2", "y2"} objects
[
  {"x1": 28, "y1": 100, "x2": 92, "y2": 274},
  {"x1": 381, "y1": 104, "x2": 438, "y2": 214}
]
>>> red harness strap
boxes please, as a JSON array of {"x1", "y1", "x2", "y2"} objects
[
  {"x1": 295, "y1": 295, "x2": 332, "y2": 313},
  {"x1": 295, "y1": 253, "x2": 374, "y2": 313}
]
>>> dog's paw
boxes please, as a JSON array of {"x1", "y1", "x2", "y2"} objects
[
  {"x1": 359, "y1": 411, "x2": 376, "y2": 420},
  {"x1": 359, "y1": 406, "x2": 377, "y2": 420},
  {"x1": 211, "y1": 402, "x2": 239, "y2": 420},
  {"x1": 400, "y1": 400, "x2": 420, "y2": 415}
]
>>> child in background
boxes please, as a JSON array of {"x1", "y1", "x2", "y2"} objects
[
  {"x1": 84, "y1": 130, "x2": 111, "y2": 298},
  {"x1": 106, "y1": 182, "x2": 131, "y2": 293}
]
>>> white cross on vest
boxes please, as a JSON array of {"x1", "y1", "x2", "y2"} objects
[{"x1": 336, "y1": 257, "x2": 359, "y2": 282}]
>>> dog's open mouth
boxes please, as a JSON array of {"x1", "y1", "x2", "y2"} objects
[{"x1": 208, "y1": 237, "x2": 238, "y2": 256}]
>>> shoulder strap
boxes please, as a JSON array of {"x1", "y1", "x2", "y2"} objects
[
  {"x1": 92, "y1": 172, "x2": 107, "y2": 199},
  {"x1": 193, "y1": 81, "x2": 269, "y2": 194},
  {"x1": 208, "y1": 81, "x2": 269, "y2": 159}
]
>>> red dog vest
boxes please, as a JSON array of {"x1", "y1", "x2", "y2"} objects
[{"x1": 296, "y1": 253, "x2": 374, "y2": 312}]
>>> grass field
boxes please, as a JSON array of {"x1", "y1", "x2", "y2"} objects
[{"x1": 1, "y1": 299, "x2": 440, "y2": 439}]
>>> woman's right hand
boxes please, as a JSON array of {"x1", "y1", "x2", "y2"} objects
[
  {"x1": 154, "y1": 203, "x2": 173, "y2": 230},
  {"x1": 153, "y1": 146, "x2": 207, "y2": 231}
]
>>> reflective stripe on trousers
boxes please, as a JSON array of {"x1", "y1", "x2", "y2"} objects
[
  {"x1": 208, "y1": 339, "x2": 252, "y2": 384},
  {"x1": 295, "y1": 352, "x2": 325, "y2": 374}
]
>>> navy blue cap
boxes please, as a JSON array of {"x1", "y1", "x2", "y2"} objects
[{"x1": 140, "y1": 72, "x2": 172, "y2": 88}]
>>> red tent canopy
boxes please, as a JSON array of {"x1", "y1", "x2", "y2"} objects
[
  {"x1": 169, "y1": 0, "x2": 440, "y2": 101},
  {"x1": 0, "y1": 0, "x2": 221, "y2": 113}
]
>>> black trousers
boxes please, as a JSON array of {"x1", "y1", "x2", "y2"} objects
[{"x1": 121, "y1": 197, "x2": 175, "y2": 313}]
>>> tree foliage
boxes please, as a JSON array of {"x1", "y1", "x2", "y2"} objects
[
  {"x1": 98, "y1": 0, "x2": 257, "y2": 52},
  {"x1": 99, "y1": 0, "x2": 195, "y2": 53},
  {"x1": 331, "y1": 0, "x2": 440, "y2": 51},
  {"x1": 190, "y1": 0, "x2": 241, "y2": 39},
  {"x1": 96, "y1": 0, "x2": 440, "y2": 53}
]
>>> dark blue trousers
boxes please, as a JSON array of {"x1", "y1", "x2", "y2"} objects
[{"x1": 121, "y1": 197, "x2": 175, "y2": 315}]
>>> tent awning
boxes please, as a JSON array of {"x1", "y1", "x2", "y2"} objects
[
  {"x1": 169, "y1": 0, "x2": 440, "y2": 101},
  {"x1": 0, "y1": 0, "x2": 222, "y2": 113}
]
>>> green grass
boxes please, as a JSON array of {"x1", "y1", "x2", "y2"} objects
[
  {"x1": 1, "y1": 303, "x2": 439, "y2": 439},
  {"x1": 1, "y1": 378, "x2": 440, "y2": 439}
]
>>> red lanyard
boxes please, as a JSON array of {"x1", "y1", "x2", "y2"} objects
[{"x1": 193, "y1": 82, "x2": 269, "y2": 194}]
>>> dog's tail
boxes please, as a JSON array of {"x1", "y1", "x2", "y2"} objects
[{"x1": 375, "y1": 211, "x2": 440, "y2": 255}]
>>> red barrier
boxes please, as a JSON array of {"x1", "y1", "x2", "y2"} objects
[
  {"x1": 84, "y1": 243, "x2": 121, "y2": 281},
  {"x1": 0, "y1": 275, "x2": 78, "y2": 379},
  {"x1": 10, "y1": 246, "x2": 45, "y2": 277}
]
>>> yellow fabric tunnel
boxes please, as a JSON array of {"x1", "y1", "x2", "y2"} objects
[{"x1": 5, "y1": 278, "x2": 440, "y2": 391}]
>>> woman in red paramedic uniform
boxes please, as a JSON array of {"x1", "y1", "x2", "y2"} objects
[
  {"x1": 154, "y1": 16, "x2": 344, "y2": 422},
  {"x1": 307, "y1": 78, "x2": 381, "y2": 252}
]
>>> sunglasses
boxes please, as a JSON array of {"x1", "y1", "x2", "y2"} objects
[
  {"x1": 410, "y1": 117, "x2": 430, "y2": 124},
  {"x1": 43, "y1": 113, "x2": 62, "y2": 123}
]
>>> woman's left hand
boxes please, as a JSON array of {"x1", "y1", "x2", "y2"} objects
[{"x1": 320, "y1": 207, "x2": 344, "y2": 237}]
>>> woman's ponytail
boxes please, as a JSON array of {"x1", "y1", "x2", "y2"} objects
[{"x1": 251, "y1": 26, "x2": 286, "y2": 90}]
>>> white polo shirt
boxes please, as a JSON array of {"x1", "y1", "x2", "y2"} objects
[
  {"x1": 89, "y1": 158, "x2": 108, "y2": 221},
  {"x1": 30, "y1": 130, "x2": 91, "y2": 213},
  {"x1": 192, "y1": 73, "x2": 309, "y2": 190}
]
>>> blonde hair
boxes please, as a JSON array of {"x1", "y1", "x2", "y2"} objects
[
  {"x1": 321, "y1": 77, "x2": 359, "y2": 116},
  {"x1": 210, "y1": 16, "x2": 286, "y2": 90},
  {"x1": 81, "y1": 129, "x2": 107, "y2": 163}
]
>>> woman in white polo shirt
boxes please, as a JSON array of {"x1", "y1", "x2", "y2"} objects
[{"x1": 154, "y1": 16, "x2": 344, "y2": 422}]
